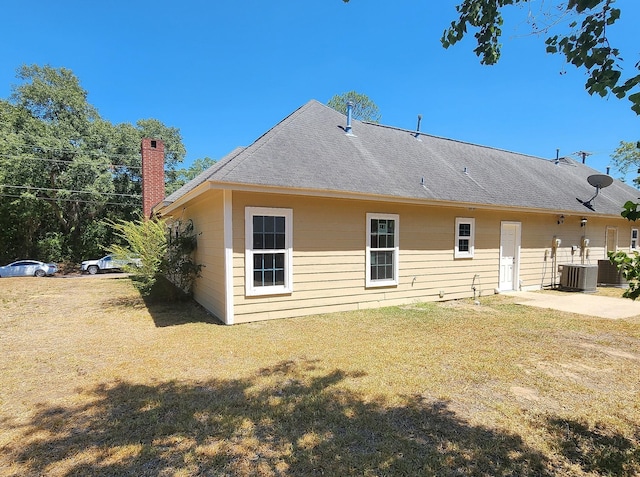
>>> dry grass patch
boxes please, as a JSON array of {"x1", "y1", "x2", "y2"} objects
[
  {"x1": 1, "y1": 277, "x2": 639, "y2": 476},
  {"x1": 592, "y1": 287, "x2": 628, "y2": 298}
]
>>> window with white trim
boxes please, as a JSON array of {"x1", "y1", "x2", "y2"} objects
[
  {"x1": 245, "y1": 207, "x2": 293, "y2": 296},
  {"x1": 454, "y1": 217, "x2": 475, "y2": 259},
  {"x1": 632, "y1": 228, "x2": 639, "y2": 250},
  {"x1": 366, "y1": 213, "x2": 399, "y2": 287}
]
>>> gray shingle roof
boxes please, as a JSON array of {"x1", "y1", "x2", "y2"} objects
[
  {"x1": 164, "y1": 100, "x2": 638, "y2": 216},
  {"x1": 163, "y1": 147, "x2": 245, "y2": 204}
]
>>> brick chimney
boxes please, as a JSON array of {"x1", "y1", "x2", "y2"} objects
[{"x1": 141, "y1": 138, "x2": 165, "y2": 218}]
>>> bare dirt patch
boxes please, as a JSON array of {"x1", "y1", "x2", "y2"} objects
[
  {"x1": 510, "y1": 386, "x2": 540, "y2": 401},
  {"x1": 578, "y1": 342, "x2": 640, "y2": 361}
]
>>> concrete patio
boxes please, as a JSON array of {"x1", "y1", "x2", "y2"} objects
[{"x1": 503, "y1": 290, "x2": 640, "y2": 319}]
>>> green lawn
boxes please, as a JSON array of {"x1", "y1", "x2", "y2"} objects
[{"x1": 1, "y1": 276, "x2": 639, "y2": 476}]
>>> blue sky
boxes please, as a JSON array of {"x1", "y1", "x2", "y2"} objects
[{"x1": 1, "y1": 1, "x2": 638, "y2": 180}]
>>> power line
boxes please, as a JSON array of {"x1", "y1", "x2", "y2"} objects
[
  {"x1": 0, "y1": 184, "x2": 141, "y2": 198},
  {"x1": 10, "y1": 144, "x2": 142, "y2": 160},
  {"x1": 8, "y1": 143, "x2": 183, "y2": 160},
  {"x1": 0, "y1": 193, "x2": 139, "y2": 207},
  {"x1": 0, "y1": 153, "x2": 143, "y2": 170}
]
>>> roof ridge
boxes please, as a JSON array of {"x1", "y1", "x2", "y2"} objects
[{"x1": 362, "y1": 121, "x2": 555, "y2": 162}]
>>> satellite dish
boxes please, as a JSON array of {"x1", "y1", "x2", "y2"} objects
[
  {"x1": 587, "y1": 174, "x2": 613, "y2": 189},
  {"x1": 577, "y1": 174, "x2": 613, "y2": 210}
]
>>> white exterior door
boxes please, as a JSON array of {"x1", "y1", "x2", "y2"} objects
[{"x1": 499, "y1": 222, "x2": 521, "y2": 291}]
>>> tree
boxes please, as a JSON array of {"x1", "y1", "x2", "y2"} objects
[
  {"x1": 327, "y1": 91, "x2": 381, "y2": 123},
  {"x1": 442, "y1": 0, "x2": 640, "y2": 114},
  {"x1": 611, "y1": 140, "x2": 640, "y2": 187},
  {"x1": 0, "y1": 65, "x2": 114, "y2": 261},
  {"x1": 343, "y1": 0, "x2": 640, "y2": 115},
  {"x1": 166, "y1": 157, "x2": 216, "y2": 196},
  {"x1": 0, "y1": 65, "x2": 187, "y2": 263}
]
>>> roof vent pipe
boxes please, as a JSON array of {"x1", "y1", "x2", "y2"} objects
[
  {"x1": 574, "y1": 150, "x2": 591, "y2": 164},
  {"x1": 414, "y1": 114, "x2": 422, "y2": 138},
  {"x1": 345, "y1": 100, "x2": 354, "y2": 135},
  {"x1": 555, "y1": 148, "x2": 560, "y2": 165}
]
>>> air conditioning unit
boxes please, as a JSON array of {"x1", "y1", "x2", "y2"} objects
[
  {"x1": 558, "y1": 264, "x2": 598, "y2": 293},
  {"x1": 597, "y1": 259, "x2": 628, "y2": 287}
]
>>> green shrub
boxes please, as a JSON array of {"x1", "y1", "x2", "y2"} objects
[
  {"x1": 36, "y1": 232, "x2": 64, "y2": 262},
  {"x1": 608, "y1": 250, "x2": 640, "y2": 300},
  {"x1": 106, "y1": 216, "x2": 168, "y2": 295},
  {"x1": 106, "y1": 216, "x2": 201, "y2": 298},
  {"x1": 165, "y1": 219, "x2": 201, "y2": 295}
]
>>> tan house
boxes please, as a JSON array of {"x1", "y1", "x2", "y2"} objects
[{"x1": 152, "y1": 100, "x2": 639, "y2": 324}]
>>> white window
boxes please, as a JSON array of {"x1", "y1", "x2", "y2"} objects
[
  {"x1": 245, "y1": 207, "x2": 293, "y2": 296},
  {"x1": 632, "y1": 229, "x2": 639, "y2": 250},
  {"x1": 366, "y1": 213, "x2": 399, "y2": 287},
  {"x1": 455, "y1": 217, "x2": 475, "y2": 259}
]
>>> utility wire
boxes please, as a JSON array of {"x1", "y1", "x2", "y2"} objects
[
  {"x1": 8, "y1": 143, "x2": 183, "y2": 160},
  {"x1": 0, "y1": 193, "x2": 139, "y2": 207},
  {"x1": 0, "y1": 184, "x2": 141, "y2": 198},
  {"x1": 0, "y1": 153, "x2": 143, "y2": 170}
]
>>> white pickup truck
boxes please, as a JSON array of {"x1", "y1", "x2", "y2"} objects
[{"x1": 81, "y1": 255, "x2": 141, "y2": 275}]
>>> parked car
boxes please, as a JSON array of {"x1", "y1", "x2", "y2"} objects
[
  {"x1": 0, "y1": 260, "x2": 58, "y2": 277},
  {"x1": 81, "y1": 255, "x2": 141, "y2": 275}
]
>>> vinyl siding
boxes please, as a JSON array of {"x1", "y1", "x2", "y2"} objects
[
  {"x1": 178, "y1": 190, "x2": 634, "y2": 324},
  {"x1": 164, "y1": 190, "x2": 227, "y2": 322},
  {"x1": 231, "y1": 193, "x2": 592, "y2": 323}
]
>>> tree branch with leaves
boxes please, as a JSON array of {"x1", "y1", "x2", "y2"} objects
[
  {"x1": 440, "y1": 0, "x2": 640, "y2": 114},
  {"x1": 327, "y1": 91, "x2": 381, "y2": 123},
  {"x1": 343, "y1": 0, "x2": 640, "y2": 114}
]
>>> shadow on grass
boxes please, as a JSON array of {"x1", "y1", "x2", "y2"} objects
[
  {"x1": 2, "y1": 360, "x2": 555, "y2": 476},
  {"x1": 545, "y1": 417, "x2": 640, "y2": 475},
  {"x1": 103, "y1": 275, "x2": 224, "y2": 327},
  {"x1": 142, "y1": 298, "x2": 222, "y2": 327},
  {"x1": 143, "y1": 276, "x2": 224, "y2": 327}
]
